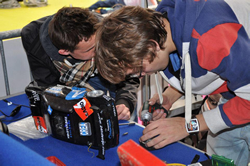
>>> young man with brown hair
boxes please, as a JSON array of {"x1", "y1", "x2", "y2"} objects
[
  {"x1": 21, "y1": 7, "x2": 139, "y2": 120},
  {"x1": 95, "y1": 1, "x2": 250, "y2": 165}
]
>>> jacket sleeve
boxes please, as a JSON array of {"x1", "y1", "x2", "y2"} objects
[
  {"x1": 194, "y1": 22, "x2": 250, "y2": 133},
  {"x1": 21, "y1": 16, "x2": 61, "y2": 87},
  {"x1": 115, "y1": 78, "x2": 140, "y2": 114}
]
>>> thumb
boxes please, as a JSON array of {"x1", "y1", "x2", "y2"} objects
[{"x1": 148, "y1": 94, "x2": 160, "y2": 105}]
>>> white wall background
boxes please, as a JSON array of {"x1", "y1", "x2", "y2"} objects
[{"x1": 0, "y1": 38, "x2": 31, "y2": 98}]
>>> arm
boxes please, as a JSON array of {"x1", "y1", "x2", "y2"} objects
[
  {"x1": 195, "y1": 22, "x2": 250, "y2": 133},
  {"x1": 161, "y1": 85, "x2": 184, "y2": 108},
  {"x1": 115, "y1": 78, "x2": 140, "y2": 120},
  {"x1": 21, "y1": 16, "x2": 61, "y2": 87}
]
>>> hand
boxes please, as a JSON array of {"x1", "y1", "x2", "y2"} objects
[
  {"x1": 116, "y1": 104, "x2": 131, "y2": 120},
  {"x1": 148, "y1": 93, "x2": 172, "y2": 121},
  {"x1": 139, "y1": 117, "x2": 189, "y2": 149},
  {"x1": 138, "y1": 93, "x2": 171, "y2": 121},
  {"x1": 139, "y1": 86, "x2": 182, "y2": 121},
  {"x1": 138, "y1": 93, "x2": 166, "y2": 121}
]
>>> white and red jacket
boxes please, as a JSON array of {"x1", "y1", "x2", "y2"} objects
[{"x1": 156, "y1": 0, "x2": 250, "y2": 133}]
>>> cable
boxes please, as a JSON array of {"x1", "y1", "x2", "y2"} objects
[
  {"x1": 87, "y1": 143, "x2": 95, "y2": 158},
  {"x1": 0, "y1": 105, "x2": 22, "y2": 117},
  {"x1": 0, "y1": 99, "x2": 31, "y2": 122}
]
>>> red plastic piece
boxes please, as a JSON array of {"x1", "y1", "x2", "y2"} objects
[
  {"x1": 117, "y1": 139, "x2": 167, "y2": 166},
  {"x1": 46, "y1": 156, "x2": 66, "y2": 166}
]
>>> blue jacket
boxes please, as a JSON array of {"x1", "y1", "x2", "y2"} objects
[{"x1": 156, "y1": 0, "x2": 250, "y2": 133}]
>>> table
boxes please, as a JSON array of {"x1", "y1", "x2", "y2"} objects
[{"x1": 0, "y1": 94, "x2": 210, "y2": 166}]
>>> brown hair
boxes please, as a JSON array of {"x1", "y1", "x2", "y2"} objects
[
  {"x1": 48, "y1": 7, "x2": 99, "y2": 52},
  {"x1": 95, "y1": 6, "x2": 167, "y2": 84}
]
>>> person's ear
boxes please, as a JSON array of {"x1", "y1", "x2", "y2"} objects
[
  {"x1": 58, "y1": 49, "x2": 70, "y2": 55},
  {"x1": 144, "y1": 40, "x2": 161, "y2": 61},
  {"x1": 151, "y1": 40, "x2": 161, "y2": 52}
]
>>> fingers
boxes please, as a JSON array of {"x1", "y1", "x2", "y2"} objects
[
  {"x1": 139, "y1": 123, "x2": 168, "y2": 149},
  {"x1": 139, "y1": 117, "x2": 189, "y2": 149},
  {"x1": 148, "y1": 137, "x2": 175, "y2": 149},
  {"x1": 116, "y1": 104, "x2": 131, "y2": 120},
  {"x1": 140, "y1": 120, "x2": 159, "y2": 142},
  {"x1": 139, "y1": 93, "x2": 162, "y2": 121},
  {"x1": 118, "y1": 111, "x2": 130, "y2": 120},
  {"x1": 148, "y1": 93, "x2": 160, "y2": 105},
  {"x1": 152, "y1": 109, "x2": 166, "y2": 121}
]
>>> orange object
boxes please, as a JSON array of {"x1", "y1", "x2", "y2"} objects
[
  {"x1": 73, "y1": 98, "x2": 94, "y2": 121},
  {"x1": 46, "y1": 156, "x2": 66, "y2": 166},
  {"x1": 117, "y1": 139, "x2": 167, "y2": 166}
]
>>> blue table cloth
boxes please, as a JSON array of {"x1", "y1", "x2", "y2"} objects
[{"x1": 0, "y1": 94, "x2": 210, "y2": 165}]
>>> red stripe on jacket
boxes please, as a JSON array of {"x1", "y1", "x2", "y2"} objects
[
  {"x1": 223, "y1": 96, "x2": 250, "y2": 125},
  {"x1": 193, "y1": 23, "x2": 242, "y2": 71}
]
